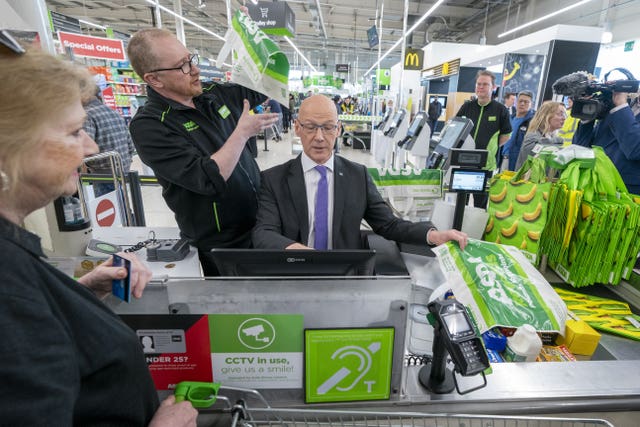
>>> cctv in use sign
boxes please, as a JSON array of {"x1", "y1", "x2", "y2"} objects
[
  {"x1": 57, "y1": 31, "x2": 126, "y2": 60},
  {"x1": 209, "y1": 314, "x2": 304, "y2": 388}
]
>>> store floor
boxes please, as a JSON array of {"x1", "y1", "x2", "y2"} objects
[{"x1": 131, "y1": 130, "x2": 378, "y2": 227}]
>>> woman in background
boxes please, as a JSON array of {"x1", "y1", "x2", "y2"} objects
[
  {"x1": 515, "y1": 101, "x2": 566, "y2": 170},
  {"x1": 0, "y1": 43, "x2": 197, "y2": 426}
]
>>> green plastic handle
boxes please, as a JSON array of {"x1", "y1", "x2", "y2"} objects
[{"x1": 174, "y1": 381, "x2": 221, "y2": 408}]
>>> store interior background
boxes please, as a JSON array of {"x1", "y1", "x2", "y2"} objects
[
  {"x1": 2, "y1": 2, "x2": 640, "y2": 425},
  {"x1": 3, "y1": 0, "x2": 638, "y2": 227}
]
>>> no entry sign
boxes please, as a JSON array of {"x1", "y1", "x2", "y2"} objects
[{"x1": 95, "y1": 198, "x2": 116, "y2": 227}]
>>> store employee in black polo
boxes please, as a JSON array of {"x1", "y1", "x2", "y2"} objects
[
  {"x1": 127, "y1": 28, "x2": 279, "y2": 275},
  {"x1": 456, "y1": 69, "x2": 512, "y2": 208}
]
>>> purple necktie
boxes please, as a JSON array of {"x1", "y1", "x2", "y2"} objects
[{"x1": 314, "y1": 165, "x2": 328, "y2": 250}]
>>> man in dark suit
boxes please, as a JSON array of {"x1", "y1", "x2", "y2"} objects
[{"x1": 252, "y1": 95, "x2": 468, "y2": 250}]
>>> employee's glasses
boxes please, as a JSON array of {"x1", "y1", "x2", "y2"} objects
[
  {"x1": 149, "y1": 53, "x2": 199, "y2": 74},
  {"x1": 298, "y1": 121, "x2": 339, "y2": 135}
]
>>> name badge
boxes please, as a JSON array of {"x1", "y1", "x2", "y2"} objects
[
  {"x1": 488, "y1": 116, "x2": 497, "y2": 122},
  {"x1": 218, "y1": 105, "x2": 231, "y2": 119}
]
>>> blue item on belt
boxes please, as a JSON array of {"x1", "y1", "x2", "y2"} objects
[
  {"x1": 486, "y1": 348, "x2": 504, "y2": 364},
  {"x1": 482, "y1": 328, "x2": 507, "y2": 352}
]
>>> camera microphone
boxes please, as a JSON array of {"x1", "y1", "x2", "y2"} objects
[{"x1": 552, "y1": 72, "x2": 591, "y2": 98}]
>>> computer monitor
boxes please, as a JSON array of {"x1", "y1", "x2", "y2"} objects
[
  {"x1": 449, "y1": 168, "x2": 491, "y2": 193},
  {"x1": 426, "y1": 117, "x2": 474, "y2": 169},
  {"x1": 206, "y1": 249, "x2": 376, "y2": 277},
  {"x1": 383, "y1": 109, "x2": 406, "y2": 137},
  {"x1": 400, "y1": 112, "x2": 427, "y2": 150},
  {"x1": 429, "y1": 96, "x2": 447, "y2": 109},
  {"x1": 375, "y1": 109, "x2": 392, "y2": 130},
  {"x1": 406, "y1": 112, "x2": 427, "y2": 138}
]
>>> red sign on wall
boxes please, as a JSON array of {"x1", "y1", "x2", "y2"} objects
[
  {"x1": 95, "y1": 199, "x2": 116, "y2": 227},
  {"x1": 58, "y1": 31, "x2": 126, "y2": 60},
  {"x1": 101, "y1": 86, "x2": 116, "y2": 110}
]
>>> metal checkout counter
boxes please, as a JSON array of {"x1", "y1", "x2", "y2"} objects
[{"x1": 102, "y1": 228, "x2": 640, "y2": 425}]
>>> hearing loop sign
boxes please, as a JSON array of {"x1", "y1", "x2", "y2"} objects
[{"x1": 304, "y1": 328, "x2": 395, "y2": 403}]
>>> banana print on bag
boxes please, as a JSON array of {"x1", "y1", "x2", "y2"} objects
[{"x1": 483, "y1": 158, "x2": 550, "y2": 265}]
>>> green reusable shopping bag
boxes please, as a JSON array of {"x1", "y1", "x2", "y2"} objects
[
  {"x1": 217, "y1": 11, "x2": 289, "y2": 105},
  {"x1": 433, "y1": 239, "x2": 567, "y2": 334},
  {"x1": 483, "y1": 158, "x2": 551, "y2": 265}
]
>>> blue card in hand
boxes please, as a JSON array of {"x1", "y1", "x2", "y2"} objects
[{"x1": 111, "y1": 254, "x2": 131, "y2": 302}]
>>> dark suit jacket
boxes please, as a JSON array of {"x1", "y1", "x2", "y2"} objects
[{"x1": 252, "y1": 155, "x2": 434, "y2": 249}]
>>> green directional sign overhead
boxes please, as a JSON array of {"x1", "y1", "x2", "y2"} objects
[{"x1": 304, "y1": 328, "x2": 394, "y2": 403}]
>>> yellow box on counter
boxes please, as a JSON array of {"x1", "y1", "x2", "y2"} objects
[{"x1": 556, "y1": 319, "x2": 601, "y2": 356}]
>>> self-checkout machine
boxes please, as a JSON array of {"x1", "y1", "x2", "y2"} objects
[
  {"x1": 369, "y1": 108, "x2": 393, "y2": 160},
  {"x1": 373, "y1": 109, "x2": 408, "y2": 167},
  {"x1": 395, "y1": 111, "x2": 431, "y2": 169},
  {"x1": 424, "y1": 116, "x2": 491, "y2": 239}
]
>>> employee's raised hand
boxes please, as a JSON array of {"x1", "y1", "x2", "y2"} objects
[
  {"x1": 236, "y1": 99, "x2": 279, "y2": 140},
  {"x1": 77, "y1": 252, "x2": 153, "y2": 300},
  {"x1": 428, "y1": 229, "x2": 469, "y2": 250},
  {"x1": 148, "y1": 395, "x2": 198, "y2": 427}
]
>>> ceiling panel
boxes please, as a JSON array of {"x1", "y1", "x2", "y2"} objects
[{"x1": 44, "y1": 0, "x2": 522, "y2": 76}]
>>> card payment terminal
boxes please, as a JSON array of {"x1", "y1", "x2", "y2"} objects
[{"x1": 418, "y1": 298, "x2": 489, "y2": 394}]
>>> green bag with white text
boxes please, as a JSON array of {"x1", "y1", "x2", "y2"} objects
[
  {"x1": 433, "y1": 239, "x2": 567, "y2": 334},
  {"x1": 217, "y1": 11, "x2": 289, "y2": 105}
]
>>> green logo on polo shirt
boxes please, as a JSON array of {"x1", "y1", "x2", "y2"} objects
[
  {"x1": 218, "y1": 105, "x2": 231, "y2": 119},
  {"x1": 182, "y1": 120, "x2": 200, "y2": 132},
  {"x1": 488, "y1": 116, "x2": 497, "y2": 122}
]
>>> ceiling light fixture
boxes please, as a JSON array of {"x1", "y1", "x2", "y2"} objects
[
  {"x1": 145, "y1": 0, "x2": 225, "y2": 41},
  {"x1": 498, "y1": 0, "x2": 596, "y2": 38},
  {"x1": 365, "y1": 0, "x2": 445, "y2": 76},
  {"x1": 284, "y1": 36, "x2": 317, "y2": 72},
  {"x1": 79, "y1": 19, "x2": 107, "y2": 31}
]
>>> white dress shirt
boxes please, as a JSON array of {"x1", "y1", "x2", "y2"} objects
[{"x1": 301, "y1": 152, "x2": 335, "y2": 249}]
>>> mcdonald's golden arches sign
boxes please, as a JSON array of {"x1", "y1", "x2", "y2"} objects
[{"x1": 404, "y1": 48, "x2": 424, "y2": 70}]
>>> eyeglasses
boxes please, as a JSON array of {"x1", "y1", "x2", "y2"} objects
[
  {"x1": 149, "y1": 53, "x2": 199, "y2": 74},
  {"x1": 298, "y1": 121, "x2": 339, "y2": 134}
]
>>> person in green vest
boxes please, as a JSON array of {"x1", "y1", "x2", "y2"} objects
[{"x1": 455, "y1": 70, "x2": 512, "y2": 208}]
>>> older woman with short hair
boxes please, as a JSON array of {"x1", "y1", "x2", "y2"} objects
[{"x1": 0, "y1": 44, "x2": 196, "y2": 426}]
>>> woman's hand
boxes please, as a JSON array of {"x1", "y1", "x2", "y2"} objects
[
  {"x1": 77, "y1": 252, "x2": 152, "y2": 300},
  {"x1": 148, "y1": 395, "x2": 198, "y2": 427}
]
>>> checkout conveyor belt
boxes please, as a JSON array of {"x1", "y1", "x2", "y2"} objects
[{"x1": 106, "y1": 256, "x2": 640, "y2": 417}]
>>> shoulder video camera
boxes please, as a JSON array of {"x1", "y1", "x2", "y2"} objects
[{"x1": 552, "y1": 67, "x2": 639, "y2": 121}]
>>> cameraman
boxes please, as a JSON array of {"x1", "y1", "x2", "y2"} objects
[{"x1": 574, "y1": 91, "x2": 640, "y2": 194}]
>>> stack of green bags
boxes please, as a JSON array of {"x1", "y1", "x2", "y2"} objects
[{"x1": 541, "y1": 147, "x2": 640, "y2": 287}]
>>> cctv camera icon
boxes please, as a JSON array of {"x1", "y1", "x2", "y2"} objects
[{"x1": 242, "y1": 325, "x2": 270, "y2": 343}]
